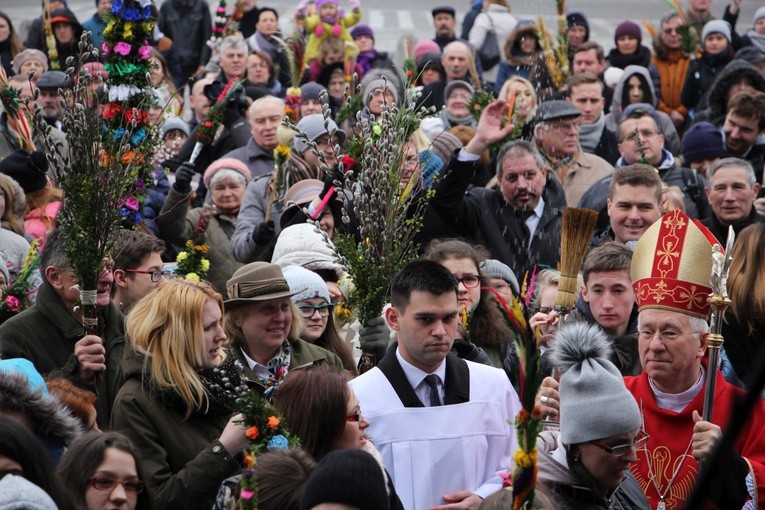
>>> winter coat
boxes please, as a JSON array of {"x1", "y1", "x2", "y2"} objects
[
  {"x1": 0, "y1": 281, "x2": 125, "y2": 429},
  {"x1": 428, "y1": 154, "x2": 565, "y2": 281},
  {"x1": 701, "y1": 206, "x2": 762, "y2": 245},
  {"x1": 221, "y1": 138, "x2": 277, "y2": 181},
  {"x1": 158, "y1": 187, "x2": 243, "y2": 294},
  {"x1": 603, "y1": 65, "x2": 681, "y2": 156},
  {"x1": 722, "y1": 309, "x2": 765, "y2": 388},
  {"x1": 468, "y1": 4, "x2": 518, "y2": 84},
  {"x1": 158, "y1": 0, "x2": 212, "y2": 78},
  {"x1": 495, "y1": 24, "x2": 542, "y2": 93},
  {"x1": 693, "y1": 59, "x2": 765, "y2": 126},
  {"x1": 141, "y1": 167, "x2": 171, "y2": 235},
  {"x1": 0, "y1": 228, "x2": 42, "y2": 294},
  {"x1": 680, "y1": 49, "x2": 733, "y2": 112},
  {"x1": 24, "y1": 201, "x2": 61, "y2": 242},
  {"x1": 230, "y1": 337, "x2": 345, "y2": 394},
  {"x1": 537, "y1": 431, "x2": 650, "y2": 509},
  {"x1": 652, "y1": 35, "x2": 691, "y2": 121},
  {"x1": 111, "y1": 346, "x2": 241, "y2": 509},
  {"x1": 0, "y1": 370, "x2": 83, "y2": 465},
  {"x1": 0, "y1": 39, "x2": 13, "y2": 78},
  {"x1": 82, "y1": 12, "x2": 107, "y2": 49},
  {"x1": 535, "y1": 145, "x2": 614, "y2": 207}
]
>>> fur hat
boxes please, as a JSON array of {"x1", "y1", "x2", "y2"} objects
[
  {"x1": 11, "y1": 49, "x2": 49, "y2": 76},
  {"x1": 702, "y1": 20, "x2": 732, "y2": 43},
  {"x1": 552, "y1": 323, "x2": 641, "y2": 445},
  {"x1": 202, "y1": 158, "x2": 252, "y2": 187},
  {"x1": 283, "y1": 265, "x2": 331, "y2": 304},
  {"x1": 614, "y1": 20, "x2": 642, "y2": 45},
  {"x1": 681, "y1": 121, "x2": 726, "y2": 164},
  {"x1": 293, "y1": 114, "x2": 346, "y2": 155},
  {"x1": 300, "y1": 449, "x2": 390, "y2": 510},
  {"x1": 0, "y1": 150, "x2": 48, "y2": 194}
]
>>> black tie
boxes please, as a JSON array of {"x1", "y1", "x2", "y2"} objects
[{"x1": 424, "y1": 374, "x2": 442, "y2": 407}]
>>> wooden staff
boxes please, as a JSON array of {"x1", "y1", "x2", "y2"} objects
[{"x1": 702, "y1": 226, "x2": 734, "y2": 421}]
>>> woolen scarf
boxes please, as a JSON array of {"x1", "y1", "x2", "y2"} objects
[
  {"x1": 578, "y1": 113, "x2": 605, "y2": 152},
  {"x1": 607, "y1": 46, "x2": 653, "y2": 70}
]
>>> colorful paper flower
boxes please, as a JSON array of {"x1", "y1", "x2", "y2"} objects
[
  {"x1": 5, "y1": 295, "x2": 20, "y2": 312},
  {"x1": 114, "y1": 42, "x2": 132, "y2": 55},
  {"x1": 267, "y1": 435, "x2": 289, "y2": 450},
  {"x1": 245, "y1": 426, "x2": 260, "y2": 440},
  {"x1": 267, "y1": 416, "x2": 280, "y2": 429},
  {"x1": 138, "y1": 45, "x2": 153, "y2": 60}
]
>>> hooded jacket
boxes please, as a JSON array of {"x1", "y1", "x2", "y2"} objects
[
  {"x1": 495, "y1": 24, "x2": 542, "y2": 89},
  {"x1": 48, "y1": 8, "x2": 84, "y2": 70},
  {"x1": 693, "y1": 59, "x2": 765, "y2": 126},
  {"x1": 537, "y1": 431, "x2": 649, "y2": 509},
  {"x1": 0, "y1": 370, "x2": 83, "y2": 464},
  {"x1": 604, "y1": 65, "x2": 681, "y2": 155}
]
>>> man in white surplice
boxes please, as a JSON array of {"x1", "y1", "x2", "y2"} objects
[{"x1": 349, "y1": 260, "x2": 521, "y2": 510}]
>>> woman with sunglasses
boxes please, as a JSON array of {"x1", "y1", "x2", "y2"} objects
[
  {"x1": 282, "y1": 265, "x2": 356, "y2": 374},
  {"x1": 536, "y1": 322, "x2": 648, "y2": 508},
  {"x1": 274, "y1": 367, "x2": 404, "y2": 510},
  {"x1": 58, "y1": 432, "x2": 153, "y2": 510}
]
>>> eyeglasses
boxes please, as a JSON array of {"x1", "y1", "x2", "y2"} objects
[
  {"x1": 503, "y1": 170, "x2": 538, "y2": 183},
  {"x1": 346, "y1": 405, "x2": 361, "y2": 423},
  {"x1": 313, "y1": 135, "x2": 339, "y2": 148},
  {"x1": 589, "y1": 430, "x2": 649, "y2": 457},
  {"x1": 125, "y1": 269, "x2": 173, "y2": 282},
  {"x1": 454, "y1": 275, "x2": 481, "y2": 288},
  {"x1": 298, "y1": 303, "x2": 334, "y2": 318},
  {"x1": 89, "y1": 477, "x2": 145, "y2": 494}
]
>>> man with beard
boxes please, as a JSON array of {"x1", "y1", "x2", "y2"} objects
[
  {"x1": 0, "y1": 229, "x2": 123, "y2": 429},
  {"x1": 35, "y1": 71, "x2": 70, "y2": 131},
  {"x1": 429, "y1": 99, "x2": 565, "y2": 280}
]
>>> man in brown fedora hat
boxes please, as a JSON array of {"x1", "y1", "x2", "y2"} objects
[{"x1": 223, "y1": 262, "x2": 344, "y2": 396}]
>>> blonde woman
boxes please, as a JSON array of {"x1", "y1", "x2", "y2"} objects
[
  {"x1": 497, "y1": 75, "x2": 538, "y2": 139},
  {"x1": 111, "y1": 279, "x2": 250, "y2": 510}
]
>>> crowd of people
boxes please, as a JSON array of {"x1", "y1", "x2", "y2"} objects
[{"x1": 1, "y1": 0, "x2": 765, "y2": 508}]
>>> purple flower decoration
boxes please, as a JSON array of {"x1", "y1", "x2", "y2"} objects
[
  {"x1": 134, "y1": 178, "x2": 145, "y2": 191},
  {"x1": 114, "y1": 42, "x2": 131, "y2": 56},
  {"x1": 137, "y1": 45, "x2": 152, "y2": 60},
  {"x1": 101, "y1": 42, "x2": 111, "y2": 55},
  {"x1": 123, "y1": 8, "x2": 142, "y2": 21}
]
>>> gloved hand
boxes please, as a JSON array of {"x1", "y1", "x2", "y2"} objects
[
  {"x1": 359, "y1": 316, "x2": 391, "y2": 351},
  {"x1": 349, "y1": 0, "x2": 361, "y2": 11},
  {"x1": 174, "y1": 162, "x2": 196, "y2": 193},
  {"x1": 252, "y1": 220, "x2": 275, "y2": 245}
]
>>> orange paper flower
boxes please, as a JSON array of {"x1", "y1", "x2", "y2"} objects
[
  {"x1": 267, "y1": 416, "x2": 280, "y2": 429},
  {"x1": 245, "y1": 426, "x2": 260, "y2": 440}
]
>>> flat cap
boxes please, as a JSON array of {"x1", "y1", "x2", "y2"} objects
[
  {"x1": 534, "y1": 100, "x2": 581, "y2": 124},
  {"x1": 36, "y1": 70, "x2": 70, "y2": 90},
  {"x1": 432, "y1": 6, "x2": 456, "y2": 18}
]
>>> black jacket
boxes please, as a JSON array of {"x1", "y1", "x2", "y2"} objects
[
  {"x1": 701, "y1": 206, "x2": 762, "y2": 244},
  {"x1": 429, "y1": 152, "x2": 565, "y2": 280},
  {"x1": 158, "y1": 0, "x2": 212, "y2": 74}
]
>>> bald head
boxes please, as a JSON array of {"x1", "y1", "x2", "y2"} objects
[{"x1": 441, "y1": 41, "x2": 472, "y2": 81}]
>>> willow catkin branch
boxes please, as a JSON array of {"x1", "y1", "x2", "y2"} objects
[{"x1": 555, "y1": 207, "x2": 599, "y2": 310}]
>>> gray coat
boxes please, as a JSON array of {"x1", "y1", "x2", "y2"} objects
[{"x1": 221, "y1": 138, "x2": 275, "y2": 181}]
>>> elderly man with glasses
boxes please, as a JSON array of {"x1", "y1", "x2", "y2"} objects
[{"x1": 531, "y1": 99, "x2": 615, "y2": 207}]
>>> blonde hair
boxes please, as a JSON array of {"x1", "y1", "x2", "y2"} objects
[
  {"x1": 126, "y1": 279, "x2": 225, "y2": 418},
  {"x1": 497, "y1": 76, "x2": 538, "y2": 124},
  {"x1": 225, "y1": 299, "x2": 302, "y2": 348}
]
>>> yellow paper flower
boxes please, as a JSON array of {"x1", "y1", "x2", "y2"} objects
[
  {"x1": 200, "y1": 259, "x2": 210, "y2": 271},
  {"x1": 176, "y1": 252, "x2": 188, "y2": 263},
  {"x1": 123, "y1": 22, "x2": 134, "y2": 39},
  {"x1": 185, "y1": 272, "x2": 200, "y2": 282}
]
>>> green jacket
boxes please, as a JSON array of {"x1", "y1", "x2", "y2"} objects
[
  {"x1": 110, "y1": 346, "x2": 240, "y2": 509},
  {"x1": 231, "y1": 337, "x2": 346, "y2": 394},
  {"x1": 0, "y1": 281, "x2": 125, "y2": 428},
  {"x1": 157, "y1": 187, "x2": 243, "y2": 293}
]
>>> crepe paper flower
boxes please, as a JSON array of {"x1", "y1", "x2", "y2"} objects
[
  {"x1": 185, "y1": 272, "x2": 200, "y2": 282},
  {"x1": 5, "y1": 295, "x2": 20, "y2": 312},
  {"x1": 176, "y1": 252, "x2": 188, "y2": 263},
  {"x1": 108, "y1": 84, "x2": 141, "y2": 101},
  {"x1": 143, "y1": 5, "x2": 152, "y2": 18},
  {"x1": 267, "y1": 435, "x2": 289, "y2": 450},
  {"x1": 101, "y1": 42, "x2": 111, "y2": 55},
  {"x1": 134, "y1": 178, "x2": 145, "y2": 191},
  {"x1": 267, "y1": 416, "x2": 280, "y2": 429},
  {"x1": 123, "y1": 196, "x2": 140, "y2": 211},
  {"x1": 131, "y1": 127, "x2": 147, "y2": 144},
  {"x1": 121, "y1": 150, "x2": 144, "y2": 165},
  {"x1": 200, "y1": 259, "x2": 210, "y2": 272},
  {"x1": 123, "y1": 23, "x2": 134, "y2": 39},
  {"x1": 340, "y1": 154, "x2": 356, "y2": 172},
  {"x1": 103, "y1": 103, "x2": 123, "y2": 120},
  {"x1": 123, "y1": 8, "x2": 142, "y2": 21},
  {"x1": 245, "y1": 426, "x2": 260, "y2": 440},
  {"x1": 111, "y1": 0, "x2": 124, "y2": 14},
  {"x1": 500, "y1": 472, "x2": 512, "y2": 488},
  {"x1": 372, "y1": 124, "x2": 382, "y2": 136},
  {"x1": 112, "y1": 127, "x2": 126, "y2": 140},
  {"x1": 114, "y1": 42, "x2": 132, "y2": 55},
  {"x1": 138, "y1": 45, "x2": 153, "y2": 60},
  {"x1": 124, "y1": 107, "x2": 147, "y2": 125},
  {"x1": 240, "y1": 490, "x2": 255, "y2": 501}
]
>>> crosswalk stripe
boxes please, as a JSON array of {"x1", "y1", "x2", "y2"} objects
[
  {"x1": 397, "y1": 10, "x2": 415, "y2": 30},
  {"x1": 368, "y1": 9, "x2": 385, "y2": 30}
]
